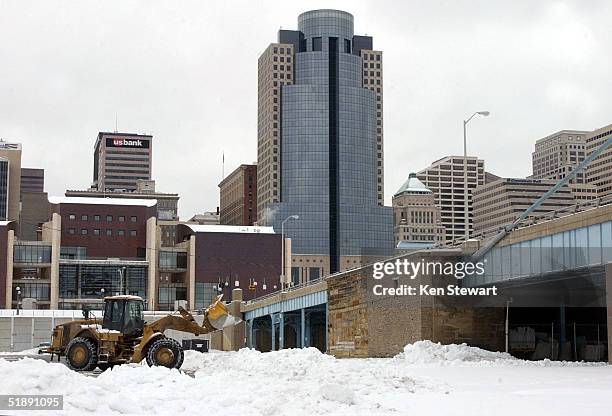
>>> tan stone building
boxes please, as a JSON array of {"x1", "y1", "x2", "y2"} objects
[
  {"x1": 0, "y1": 141, "x2": 22, "y2": 221},
  {"x1": 256, "y1": 43, "x2": 294, "y2": 224},
  {"x1": 218, "y1": 164, "x2": 257, "y2": 226},
  {"x1": 392, "y1": 173, "x2": 445, "y2": 246},
  {"x1": 417, "y1": 156, "x2": 488, "y2": 242},
  {"x1": 532, "y1": 130, "x2": 588, "y2": 183},
  {"x1": 472, "y1": 178, "x2": 576, "y2": 235},
  {"x1": 586, "y1": 123, "x2": 612, "y2": 198}
]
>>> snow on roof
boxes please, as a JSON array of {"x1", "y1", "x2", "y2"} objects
[
  {"x1": 184, "y1": 224, "x2": 276, "y2": 234},
  {"x1": 0, "y1": 220, "x2": 13, "y2": 226},
  {"x1": 49, "y1": 196, "x2": 157, "y2": 207}
]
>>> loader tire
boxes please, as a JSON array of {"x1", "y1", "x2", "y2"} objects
[
  {"x1": 146, "y1": 338, "x2": 184, "y2": 369},
  {"x1": 66, "y1": 337, "x2": 98, "y2": 371}
]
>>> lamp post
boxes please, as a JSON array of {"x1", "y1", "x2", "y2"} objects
[
  {"x1": 463, "y1": 111, "x2": 490, "y2": 241},
  {"x1": 16, "y1": 286, "x2": 21, "y2": 315},
  {"x1": 281, "y1": 215, "x2": 299, "y2": 289}
]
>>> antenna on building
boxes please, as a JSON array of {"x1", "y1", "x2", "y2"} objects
[
  {"x1": 114, "y1": 113, "x2": 118, "y2": 133},
  {"x1": 222, "y1": 150, "x2": 225, "y2": 179}
]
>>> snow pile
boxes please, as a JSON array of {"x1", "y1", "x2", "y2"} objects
[
  {"x1": 0, "y1": 348, "x2": 433, "y2": 416},
  {"x1": 400, "y1": 340, "x2": 516, "y2": 365}
]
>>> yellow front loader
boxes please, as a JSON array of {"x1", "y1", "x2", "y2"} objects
[{"x1": 46, "y1": 295, "x2": 238, "y2": 371}]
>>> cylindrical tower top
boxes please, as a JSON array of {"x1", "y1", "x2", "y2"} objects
[{"x1": 298, "y1": 9, "x2": 354, "y2": 40}]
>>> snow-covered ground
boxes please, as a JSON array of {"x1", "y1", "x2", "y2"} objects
[{"x1": 1, "y1": 341, "x2": 611, "y2": 415}]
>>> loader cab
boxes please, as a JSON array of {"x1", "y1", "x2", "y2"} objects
[{"x1": 102, "y1": 295, "x2": 145, "y2": 337}]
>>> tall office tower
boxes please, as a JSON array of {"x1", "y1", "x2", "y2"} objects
[
  {"x1": 0, "y1": 141, "x2": 22, "y2": 221},
  {"x1": 20, "y1": 168, "x2": 44, "y2": 194},
  {"x1": 586, "y1": 123, "x2": 612, "y2": 198},
  {"x1": 417, "y1": 156, "x2": 488, "y2": 242},
  {"x1": 218, "y1": 164, "x2": 257, "y2": 226},
  {"x1": 93, "y1": 132, "x2": 152, "y2": 192},
  {"x1": 392, "y1": 173, "x2": 445, "y2": 247},
  {"x1": 259, "y1": 10, "x2": 393, "y2": 279}
]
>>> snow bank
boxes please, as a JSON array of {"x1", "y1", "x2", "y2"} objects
[
  {"x1": 0, "y1": 348, "x2": 433, "y2": 416},
  {"x1": 399, "y1": 340, "x2": 606, "y2": 367}
]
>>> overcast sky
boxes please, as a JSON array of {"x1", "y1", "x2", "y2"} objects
[{"x1": 1, "y1": 0, "x2": 611, "y2": 218}]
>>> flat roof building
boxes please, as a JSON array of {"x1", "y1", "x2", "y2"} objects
[
  {"x1": 0, "y1": 141, "x2": 22, "y2": 221},
  {"x1": 219, "y1": 164, "x2": 257, "y2": 226},
  {"x1": 417, "y1": 156, "x2": 489, "y2": 242},
  {"x1": 586, "y1": 123, "x2": 612, "y2": 198},
  {"x1": 93, "y1": 132, "x2": 152, "y2": 192},
  {"x1": 532, "y1": 130, "x2": 588, "y2": 184},
  {"x1": 472, "y1": 178, "x2": 576, "y2": 236},
  {"x1": 20, "y1": 168, "x2": 44, "y2": 194}
]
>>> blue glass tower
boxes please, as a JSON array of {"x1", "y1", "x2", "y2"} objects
[{"x1": 267, "y1": 10, "x2": 393, "y2": 273}]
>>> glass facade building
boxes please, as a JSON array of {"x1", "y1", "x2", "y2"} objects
[{"x1": 268, "y1": 10, "x2": 393, "y2": 272}]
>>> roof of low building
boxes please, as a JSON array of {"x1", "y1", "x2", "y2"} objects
[
  {"x1": 49, "y1": 196, "x2": 157, "y2": 207},
  {"x1": 184, "y1": 224, "x2": 276, "y2": 234}
]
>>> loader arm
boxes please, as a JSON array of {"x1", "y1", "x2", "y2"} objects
[{"x1": 132, "y1": 296, "x2": 236, "y2": 363}]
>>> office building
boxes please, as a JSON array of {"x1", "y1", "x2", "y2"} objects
[
  {"x1": 20, "y1": 168, "x2": 44, "y2": 194},
  {"x1": 417, "y1": 156, "x2": 488, "y2": 242},
  {"x1": 392, "y1": 173, "x2": 445, "y2": 247},
  {"x1": 532, "y1": 130, "x2": 588, "y2": 183},
  {"x1": 472, "y1": 178, "x2": 576, "y2": 235},
  {"x1": 93, "y1": 132, "x2": 152, "y2": 192},
  {"x1": 218, "y1": 164, "x2": 257, "y2": 226},
  {"x1": 0, "y1": 200, "x2": 282, "y2": 310},
  {"x1": 586, "y1": 123, "x2": 612, "y2": 198},
  {"x1": 65, "y1": 180, "x2": 179, "y2": 247},
  {"x1": 0, "y1": 141, "x2": 22, "y2": 221},
  {"x1": 258, "y1": 10, "x2": 393, "y2": 279}
]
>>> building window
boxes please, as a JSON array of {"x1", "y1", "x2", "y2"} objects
[
  {"x1": 94, "y1": 215, "x2": 100, "y2": 221},
  {"x1": 312, "y1": 37, "x2": 322, "y2": 51},
  {"x1": 129, "y1": 230, "x2": 137, "y2": 237},
  {"x1": 80, "y1": 229, "x2": 88, "y2": 235},
  {"x1": 81, "y1": 215, "x2": 88, "y2": 221},
  {"x1": 118, "y1": 230, "x2": 125, "y2": 236},
  {"x1": 69, "y1": 214, "x2": 76, "y2": 220},
  {"x1": 131, "y1": 216, "x2": 137, "y2": 222},
  {"x1": 106, "y1": 215, "x2": 113, "y2": 222},
  {"x1": 106, "y1": 229, "x2": 112, "y2": 236},
  {"x1": 68, "y1": 228, "x2": 76, "y2": 235},
  {"x1": 118, "y1": 216, "x2": 125, "y2": 222},
  {"x1": 344, "y1": 39, "x2": 351, "y2": 53}
]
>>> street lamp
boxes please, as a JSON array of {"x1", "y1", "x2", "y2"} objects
[
  {"x1": 463, "y1": 111, "x2": 490, "y2": 240},
  {"x1": 281, "y1": 215, "x2": 299, "y2": 289},
  {"x1": 16, "y1": 286, "x2": 21, "y2": 315}
]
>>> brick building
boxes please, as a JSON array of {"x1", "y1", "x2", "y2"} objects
[{"x1": 218, "y1": 164, "x2": 257, "y2": 226}]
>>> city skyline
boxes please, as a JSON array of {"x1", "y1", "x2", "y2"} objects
[{"x1": 1, "y1": 1, "x2": 611, "y2": 218}]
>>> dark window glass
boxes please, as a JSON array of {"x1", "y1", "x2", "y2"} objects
[
  {"x1": 344, "y1": 39, "x2": 351, "y2": 53},
  {"x1": 312, "y1": 37, "x2": 322, "y2": 51},
  {"x1": 81, "y1": 215, "x2": 88, "y2": 221},
  {"x1": 94, "y1": 215, "x2": 100, "y2": 221}
]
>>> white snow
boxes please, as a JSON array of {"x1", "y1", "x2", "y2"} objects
[{"x1": 0, "y1": 343, "x2": 611, "y2": 415}]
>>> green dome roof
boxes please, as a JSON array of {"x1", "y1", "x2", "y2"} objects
[{"x1": 394, "y1": 173, "x2": 432, "y2": 196}]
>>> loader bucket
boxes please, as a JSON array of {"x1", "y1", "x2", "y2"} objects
[{"x1": 206, "y1": 296, "x2": 240, "y2": 329}]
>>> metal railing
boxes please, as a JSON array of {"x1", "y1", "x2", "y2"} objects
[{"x1": 243, "y1": 277, "x2": 327, "y2": 305}]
